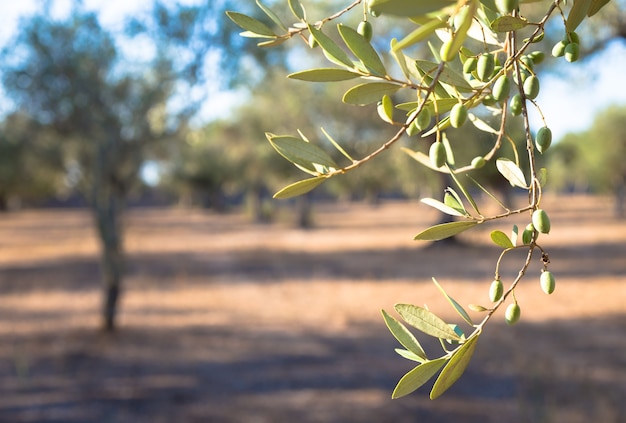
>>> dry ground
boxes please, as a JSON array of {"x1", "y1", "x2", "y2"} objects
[{"x1": 0, "y1": 195, "x2": 624, "y2": 423}]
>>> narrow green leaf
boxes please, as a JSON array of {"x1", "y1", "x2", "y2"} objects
[
  {"x1": 414, "y1": 60, "x2": 473, "y2": 92},
  {"x1": 431, "y1": 278, "x2": 473, "y2": 326},
  {"x1": 395, "y1": 304, "x2": 462, "y2": 340},
  {"x1": 566, "y1": 0, "x2": 593, "y2": 32},
  {"x1": 267, "y1": 133, "x2": 337, "y2": 172},
  {"x1": 496, "y1": 158, "x2": 528, "y2": 188},
  {"x1": 468, "y1": 113, "x2": 499, "y2": 135},
  {"x1": 414, "y1": 220, "x2": 479, "y2": 241},
  {"x1": 440, "y1": 0, "x2": 476, "y2": 62},
  {"x1": 393, "y1": 18, "x2": 447, "y2": 51},
  {"x1": 390, "y1": 39, "x2": 411, "y2": 80},
  {"x1": 288, "y1": 0, "x2": 305, "y2": 20},
  {"x1": 511, "y1": 225, "x2": 519, "y2": 246},
  {"x1": 490, "y1": 230, "x2": 514, "y2": 249},
  {"x1": 343, "y1": 82, "x2": 400, "y2": 105},
  {"x1": 273, "y1": 176, "x2": 326, "y2": 199},
  {"x1": 395, "y1": 348, "x2": 426, "y2": 362},
  {"x1": 490, "y1": 15, "x2": 529, "y2": 32},
  {"x1": 226, "y1": 11, "x2": 276, "y2": 37},
  {"x1": 587, "y1": 0, "x2": 610, "y2": 16},
  {"x1": 466, "y1": 174, "x2": 508, "y2": 211},
  {"x1": 430, "y1": 333, "x2": 480, "y2": 399},
  {"x1": 446, "y1": 166, "x2": 480, "y2": 215},
  {"x1": 321, "y1": 127, "x2": 354, "y2": 162},
  {"x1": 257, "y1": 38, "x2": 287, "y2": 47},
  {"x1": 337, "y1": 24, "x2": 387, "y2": 76},
  {"x1": 444, "y1": 188, "x2": 466, "y2": 214},
  {"x1": 381, "y1": 309, "x2": 428, "y2": 360},
  {"x1": 392, "y1": 358, "x2": 448, "y2": 399},
  {"x1": 308, "y1": 25, "x2": 354, "y2": 68},
  {"x1": 288, "y1": 68, "x2": 361, "y2": 82},
  {"x1": 421, "y1": 198, "x2": 466, "y2": 217},
  {"x1": 256, "y1": 0, "x2": 287, "y2": 32},
  {"x1": 368, "y1": 0, "x2": 456, "y2": 17}
]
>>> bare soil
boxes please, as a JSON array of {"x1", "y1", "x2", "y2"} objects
[{"x1": 0, "y1": 195, "x2": 624, "y2": 423}]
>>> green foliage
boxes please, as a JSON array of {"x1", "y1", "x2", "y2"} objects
[{"x1": 228, "y1": 0, "x2": 609, "y2": 400}]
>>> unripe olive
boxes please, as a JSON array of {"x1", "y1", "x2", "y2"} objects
[
  {"x1": 492, "y1": 74, "x2": 510, "y2": 101},
  {"x1": 471, "y1": 156, "x2": 486, "y2": 169},
  {"x1": 564, "y1": 42, "x2": 580, "y2": 62},
  {"x1": 477, "y1": 53, "x2": 495, "y2": 82},
  {"x1": 528, "y1": 51, "x2": 545, "y2": 65},
  {"x1": 523, "y1": 75, "x2": 540, "y2": 100},
  {"x1": 495, "y1": 0, "x2": 519, "y2": 14},
  {"x1": 416, "y1": 108, "x2": 431, "y2": 130},
  {"x1": 450, "y1": 103, "x2": 468, "y2": 128},
  {"x1": 463, "y1": 56, "x2": 478, "y2": 74},
  {"x1": 552, "y1": 40, "x2": 567, "y2": 57},
  {"x1": 535, "y1": 126, "x2": 552, "y2": 153},
  {"x1": 510, "y1": 94, "x2": 523, "y2": 116},
  {"x1": 532, "y1": 209, "x2": 551, "y2": 234},
  {"x1": 482, "y1": 94, "x2": 497, "y2": 106},
  {"x1": 489, "y1": 279, "x2": 504, "y2": 302},
  {"x1": 540, "y1": 271, "x2": 556, "y2": 295},
  {"x1": 440, "y1": 39, "x2": 455, "y2": 62},
  {"x1": 357, "y1": 20, "x2": 373, "y2": 42},
  {"x1": 521, "y1": 56, "x2": 534, "y2": 72},
  {"x1": 429, "y1": 141, "x2": 447, "y2": 168},
  {"x1": 505, "y1": 303, "x2": 521, "y2": 325},
  {"x1": 406, "y1": 120, "x2": 419, "y2": 136},
  {"x1": 522, "y1": 223, "x2": 535, "y2": 245},
  {"x1": 568, "y1": 31, "x2": 580, "y2": 44}
]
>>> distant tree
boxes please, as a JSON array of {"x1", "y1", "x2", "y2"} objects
[{"x1": 550, "y1": 105, "x2": 626, "y2": 217}]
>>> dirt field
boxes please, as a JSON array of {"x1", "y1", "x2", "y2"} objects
[{"x1": 0, "y1": 195, "x2": 624, "y2": 423}]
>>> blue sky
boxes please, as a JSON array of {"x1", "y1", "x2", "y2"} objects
[{"x1": 1, "y1": 0, "x2": 625, "y2": 140}]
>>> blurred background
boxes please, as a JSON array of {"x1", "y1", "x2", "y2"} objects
[{"x1": 0, "y1": 0, "x2": 624, "y2": 422}]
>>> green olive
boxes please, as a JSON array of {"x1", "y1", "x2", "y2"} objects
[
  {"x1": 429, "y1": 141, "x2": 447, "y2": 168},
  {"x1": 532, "y1": 209, "x2": 551, "y2": 234},
  {"x1": 505, "y1": 303, "x2": 521, "y2": 325},
  {"x1": 449, "y1": 103, "x2": 468, "y2": 128},
  {"x1": 357, "y1": 20, "x2": 373, "y2": 42},
  {"x1": 540, "y1": 271, "x2": 556, "y2": 294},
  {"x1": 489, "y1": 279, "x2": 504, "y2": 302}
]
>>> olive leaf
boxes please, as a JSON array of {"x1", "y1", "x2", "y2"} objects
[
  {"x1": 288, "y1": 68, "x2": 361, "y2": 82},
  {"x1": 393, "y1": 18, "x2": 447, "y2": 51},
  {"x1": 392, "y1": 358, "x2": 448, "y2": 399},
  {"x1": 432, "y1": 278, "x2": 473, "y2": 326},
  {"x1": 566, "y1": 0, "x2": 593, "y2": 32},
  {"x1": 256, "y1": 0, "x2": 287, "y2": 32},
  {"x1": 414, "y1": 60, "x2": 473, "y2": 92},
  {"x1": 266, "y1": 133, "x2": 337, "y2": 174},
  {"x1": 273, "y1": 176, "x2": 326, "y2": 199},
  {"x1": 226, "y1": 11, "x2": 276, "y2": 38},
  {"x1": 288, "y1": 0, "x2": 305, "y2": 19},
  {"x1": 511, "y1": 224, "x2": 519, "y2": 246},
  {"x1": 308, "y1": 25, "x2": 354, "y2": 68},
  {"x1": 321, "y1": 128, "x2": 354, "y2": 161},
  {"x1": 496, "y1": 158, "x2": 528, "y2": 188},
  {"x1": 490, "y1": 230, "x2": 514, "y2": 249},
  {"x1": 414, "y1": 220, "x2": 479, "y2": 241},
  {"x1": 343, "y1": 82, "x2": 400, "y2": 105},
  {"x1": 421, "y1": 198, "x2": 467, "y2": 217},
  {"x1": 395, "y1": 348, "x2": 426, "y2": 362},
  {"x1": 337, "y1": 24, "x2": 387, "y2": 76},
  {"x1": 368, "y1": 0, "x2": 456, "y2": 17},
  {"x1": 587, "y1": 0, "x2": 610, "y2": 16},
  {"x1": 395, "y1": 304, "x2": 463, "y2": 340},
  {"x1": 381, "y1": 309, "x2": 428, "y2": 361},
  {"x1": 491, "y1": 15, "x2": 529, "y2": 32},
  {"x1": 430, "y1": 333, "x2": 480, "y2": 399},
  {"x1": 440, "y1": 0, "x2": 476, "y2": 62}
]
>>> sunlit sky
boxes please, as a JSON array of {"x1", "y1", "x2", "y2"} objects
[{"x1": 1, "y1": 0, "x2": 625, "y2": 141}]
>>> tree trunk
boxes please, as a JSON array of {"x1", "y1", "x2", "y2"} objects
[
  {"x1": 615, "y1": 183, "x2": 625, "y2": 219},
  {"x1": 92, "y1": 144, "x2": 126, "y2": 332},
  {"x1": 296, "y1": 192, "x2": 314, "y2": 229}
]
